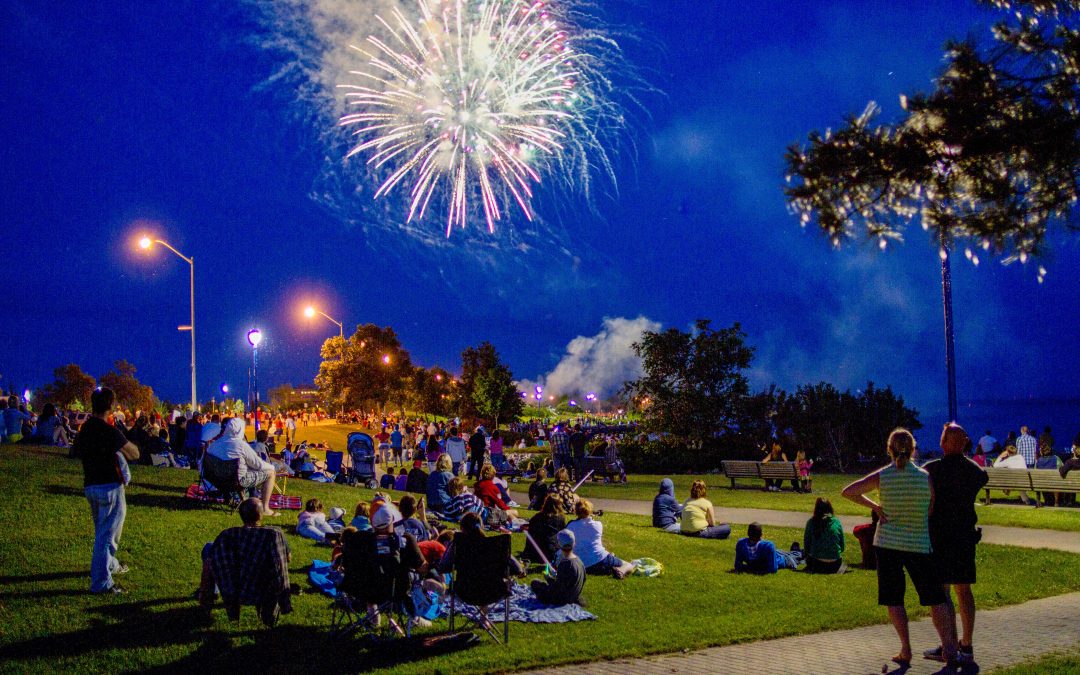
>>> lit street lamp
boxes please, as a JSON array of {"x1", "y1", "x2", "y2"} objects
[
  {"x1": 247, "y1": 328, "x2": 262, "y2": 430},
  {"x1": 303, "y1": 305, "x2": 344, "y2": 339},
  {"x1": 138, "y1": 235, "x2": 196, "y2": 411}
]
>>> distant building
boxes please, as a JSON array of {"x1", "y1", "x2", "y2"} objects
[{"x1": 268, "y1": 383, "x2": 322, "y2": 410}]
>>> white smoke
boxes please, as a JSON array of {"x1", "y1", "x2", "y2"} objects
[{"x1": 521, "y1": 316, "x2": 660, "y2": 399}]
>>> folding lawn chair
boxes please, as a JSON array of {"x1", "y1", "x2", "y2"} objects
[
  {"x1": 201, "y1": 455, "x2": 249, "y2": 513},
  {"x1": 330, "y1": 529, "x2": 410, "y2": 642},
  {"x1": 448, "y1": 533, "x2": 513, "y2": 644}
]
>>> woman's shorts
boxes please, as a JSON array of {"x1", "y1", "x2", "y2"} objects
[{"x1": 875, "y1": 546, "x2": 946, "y2": 607}]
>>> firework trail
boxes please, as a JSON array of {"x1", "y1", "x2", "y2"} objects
[{"x1": 338, "y1": 0, "x2": 621, "y2": 237}]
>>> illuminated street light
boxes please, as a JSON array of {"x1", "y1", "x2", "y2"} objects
[
  {"x1": 303, "y1": 305, "x2": 343, "y2": 338},
  {"x1": 247, "y1": 328, "x2": 262, "y2": 430},
  {"x1": 382, "y1": 354, "x2": 391, "y2": 365},
  {"x1": 137, "y1": 234, "x2": 196, "y2": 411}
]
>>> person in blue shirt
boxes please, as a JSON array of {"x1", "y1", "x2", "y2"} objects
[
  {"x1": 734, "y1": 522, "x2": 802, "y2": 574},
  {"x1": 651, "y1": 478, "x2": 682, "y2": 533},
  {"x1": 390, "y1": 425, "x2": 404, "y2": 466}
]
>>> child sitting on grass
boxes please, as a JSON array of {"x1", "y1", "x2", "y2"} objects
[
  {"x1": 530, "y1": 529, "x2": 586, "y2": 606},
  {"x1": 734, "y1": 522, "x2": 802, "y2": 574},
  {"x1": 350, "y1": 501, "x2": 372, "y2": 531},
  {"x1": 297, "y1": 498, "x2": 338, "y2": 544}
]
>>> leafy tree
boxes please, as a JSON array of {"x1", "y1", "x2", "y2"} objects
[
  {"x1": 314, "y1": 324, "x2": 413, "y2": 411},
  {"x1": 99, "y1": 360, "x2": 157, "y2": 413},
  {"x1": 458, "y1": 342, "x2": 514, "y2": 422},
  {"x1": 623, "y1": 320, "x2": 754, "y2": 441},
  {"x1": 785, "y1": 0, "x2": 1080, "y2": 264},
  {"x1": 405, "y1": 366, "x2": 454, "y2": 417},
  {"x1": 38, "y1": 363, "x2": 96, "y2": 409},
  {"x1": 472, "y1": 365, "x2": 522, "y2": 429}
]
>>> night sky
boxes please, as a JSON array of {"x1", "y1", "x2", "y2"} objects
[{"x1": 4, "y1": 1, "x2": 1078, "y2": 435}]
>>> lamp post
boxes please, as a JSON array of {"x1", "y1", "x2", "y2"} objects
[
  {"x1": 247, "y1": 328, "x2": 262, "y2": 431},
  {"x1": 139, "y1": 236, "x2": 196, "y2": 411},
  {"x1": 939, "y1": 236, "x2": 959, "y2": 422},
  {"x1": 304, "y1": 305, "x2": 345, "y2": 414}
]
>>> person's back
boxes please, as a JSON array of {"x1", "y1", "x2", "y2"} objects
[
  {"x1": 445, "y1": 436, "x2": 467, "y2": 463},
  {"x1": 652, "y1": 478, "x2": 682, "y2": 530},
  {"x1": 925, "y1": 454, "x2": 988, "y2": 537},
  {"x1": 427, "y1": 470, "x2": 453, "y2": 511},
  {"x1": 875, "y1": 462, "x2": 932, "y2": 554},
  {"x1": 735, "y1": 536, "x2": 780, "y2": 574},
  {"x1": 406, "y1": 465, "x2": 428, "y2": 494},
  {"x1": 525, "y1": 511, "x2": 566, "y2": 562},
  {"x1": 681, "y1": 497, "x2": 711, "y2": 534},
  {"x1": 529, "y1": 475, "x2": 549, "y2": 510},
  {"x1": 565, "y1": 517, "x2": 606, "y2": 568}
]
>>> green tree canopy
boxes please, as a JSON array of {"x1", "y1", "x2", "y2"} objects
[
  {"x1": 314, "y1": 324, "x2": 413, "y2": 411},
  {"x1": 472, "y1": 365, "x2": 522, "y2": 429},
  {"x1": 37, "y1": 363, "x2": 96, "y2": 409},
  {"x1": 785, "y1": 0, "x2": 1080, "y2": 265},
  {"x1": 99, "y1": 360, "x2": 157, "y2": 413},
  {"x1": 623, "y1": 320, "x2": 754, "y2": 441},
  {"x1": 457, "y1": 342, "x2": 517, "y2": 422}
]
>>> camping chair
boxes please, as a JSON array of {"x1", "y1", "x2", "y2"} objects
[
  {"x1": 201, "y1": 455, "x2": 248, "y2": 513},
  {"x1": 330, "y1": 529, "x2": 409, "y2": 642},
  {"x1": 325, "y1": 450, "x2": 345, "y2": 483},
  {"x1": 448, "y1": 533, "x2": 513, "y2": 644}
]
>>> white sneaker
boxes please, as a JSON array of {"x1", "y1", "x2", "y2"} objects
[{"x1": 407, "y1": 616, "x2": 432, "y2": 631}]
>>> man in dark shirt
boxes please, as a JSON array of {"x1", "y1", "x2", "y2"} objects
[
  {"x1": 569, "y1": 425, "x2": 589, "y2": 482},
  {"x1": 530, "y1": 529, "x2": 585, "y2": 606},
  {"x1": 73, "y1": 387, "x2": 140, "y2": 594},
  {"x1": 467, "y1": 427, "x2": 487, "y2": 480},
  {"x1": 924, "y1": 423, "x2": 988, "y2": 664}
]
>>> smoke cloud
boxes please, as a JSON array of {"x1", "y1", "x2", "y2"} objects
[{"x1": 521, "y1": 316, "x2": 660, "y2": 399}]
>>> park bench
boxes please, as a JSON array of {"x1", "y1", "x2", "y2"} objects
[
  {"x1": 720, "y1": 460, "x2": 799, "y2": 489},
  {"x1": 583, "y1": 455, "x2": 617, "y2": 482},
  {"x1": 982, "y1": 467, "x2": 1080, "y2": 504}
]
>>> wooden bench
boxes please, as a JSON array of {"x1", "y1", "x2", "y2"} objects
[
  {"x1": 720, "y1": 460, "x2": 799, "y2": 489},
  {"x1": 583, "y1": 455, "x2": 619, "y2": 482},
  {"x1": 983, "y1": 467, "x2": 1080, "y2": 503}
]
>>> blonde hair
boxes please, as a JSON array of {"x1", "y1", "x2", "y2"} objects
[
  {"x1": 554, "y1": 467, "x2": 570, "y2": 482},
  {"x1": 480, "y1": 464, "x2": 496, "y2": 481},
  {"x1": 435, "y1": 453, "x2": 453, "y2": 472},
  {"x1": 689, "y1": 480, "x2": 707, "y2": 499},
  {"x1": 575, "y1": 499, "x2": 593, "y2": 518},
  {"x1": 447, "y1": 476, "x2": 465, "y2": 496},
  {"x1": 887, "y1": 428, "x2": 916, "y2": 467},
  {"x1": 795, "y1": 449, "x2": 806, "y2": 462}
]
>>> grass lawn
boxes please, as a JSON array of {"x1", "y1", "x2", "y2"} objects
[
  {"x1": 570, "y1": 473, "x2": 1080, "y2": 532},
  {"x1": 5, "y1": 444, "x2": 1080, "y2": 674},
  {"x1": 991, "y1": 651, "x2": 1080, "y2": 674}
]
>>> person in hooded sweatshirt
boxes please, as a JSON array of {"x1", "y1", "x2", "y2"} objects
[
  {"x1": 652, "y1": 478, "x2": 683, "y2": 534},
  {"x1": 205, "y1": 417, "x2": 278, "y2": 516}
]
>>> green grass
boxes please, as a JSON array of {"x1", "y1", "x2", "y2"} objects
[
  {"x1": 570, "y1": 473, "x2": 1080, "y2": 532},
  {"x1": 5, "y1": 444, "x2": 1080, "y2": 674},
  {"x1": 991, "y1": 651, "x2": 1080, "y2": 674}
]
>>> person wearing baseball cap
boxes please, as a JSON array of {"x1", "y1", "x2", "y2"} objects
[{"x1": 530, "y1": 529, "x2": 586, "y2": 607}]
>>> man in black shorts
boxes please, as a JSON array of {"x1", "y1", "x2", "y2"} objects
[{"x1": 924, "y1": 423, "x2": 988, "y2": 664}]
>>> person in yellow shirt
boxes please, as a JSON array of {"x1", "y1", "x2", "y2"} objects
[{"x1": 680, "y1": 480, "x2": 731, "y2": 539}]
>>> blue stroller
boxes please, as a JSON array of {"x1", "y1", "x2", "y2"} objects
[{"x1": 347, "y1": 432, "x2": 379, "y2": 489}]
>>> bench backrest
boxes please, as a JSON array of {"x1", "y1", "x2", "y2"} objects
[
  {"x1": 983, "y1": 467, "x2": 1033, "y2": 490},
  {"x1": 759, "y1": 462, "x2": 799, "y2": 479},
  {"x1": 721, "y1": 460, "x2": 760, "y2": 478},
  {"x1": 1029, "y1": 468, "x2": 1080, "y2": 492}
]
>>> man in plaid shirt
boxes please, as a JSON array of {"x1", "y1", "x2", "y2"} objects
[
  {"x1": 550, "y1": 425, "x2": 571, "y2": 473},
  {"x1": 1016, "y1": 426, "x2": 1038, "y2": 467}
]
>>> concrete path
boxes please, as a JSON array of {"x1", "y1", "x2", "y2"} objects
[
  {"x1": 510, "y1": 491, "x2": 1080, "y2": 554},
  {"x1": 522, "y1": 590, "x2": 1080, "y2": 674}
]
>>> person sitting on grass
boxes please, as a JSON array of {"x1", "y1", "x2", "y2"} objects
[
  {"x1": 297, "y1": 498, "x2": 339, "y2": 544},
  {"x1": 473, "y1": 464, "x2": 520, "y2": 520},
  {"x1": 528, "y1": 468, "x2": 549, "y2": 510},
  {"x1": 680, "y1": 480, "x2": 731, "y2": 539},
  {"x1": 394, "y1": 467, "x2": 409, "y2": 491},
  {"x1": 205, "y1": 417, "x2": 278, "y2": 516},
  {"x1": 565, "y1": 499, "x2": 635, "y2": 579},
  {"x1": 548, "y1": 466, "x2": 578, "y2": 514},
  {"x1": 426, "y1": 453, "x2": 455, "y2": 514},
  {"x1": 734, "y1": 522, "x2": 802, "y2": 574},
  {"x1": 437, "y1": 512, "x2": 525, "y2": 577},
  {"x1": 652, "y1": 478, "x2": 683, "y2": 534},
  {"x1": 442, "y1": 476, "x2": 488, "y2": 523},
  {"x1": 521, "y1": 495, "x2": 566, "y2": 565},
  {"x1": 405, "y1": 459, "x2": 428, "y2": 494},
  {"x1": 350, "y1": 501, "x2": 372, "y2": 531},
  {"x1": 399, "y1": 494, "x2": 432, "y2": 542},
  {"x1": 531, "y1": 529, "x2": 586, "y2": 606},
  {"x1": 803, "y1": 498, "x2": 846, "y2": 574}
]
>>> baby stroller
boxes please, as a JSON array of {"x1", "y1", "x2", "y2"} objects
[
  {"x1": 347, "y1": 432, "x2": 379, "y2": 489},
  {"x1": 490, "y1": 454, "x2": 522, "y2": 483}
]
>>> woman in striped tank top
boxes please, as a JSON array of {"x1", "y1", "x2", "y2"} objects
[{"x1": 842, "y1": 428, "x2": 958, "y2": 668}]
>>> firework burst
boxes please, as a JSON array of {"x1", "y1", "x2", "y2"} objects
[{"x1": 339, "y1": 0, "x2": 596, "y2": 237}]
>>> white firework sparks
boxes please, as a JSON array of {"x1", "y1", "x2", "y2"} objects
[{"x1": 338, "y1": 0, "x2": 587, "y2": 236}]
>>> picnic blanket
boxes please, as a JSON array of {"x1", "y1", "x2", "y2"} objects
[
  {"x1": 184, "y1": 483, "x2": 302, "y2": 510},
  {"x1": 442, "y1": 581, "x2": 595, "y2": 624}
]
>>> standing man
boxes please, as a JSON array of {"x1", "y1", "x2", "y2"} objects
[
  {"x1": 74, "y1": 387, "x2": 140, "y2": 594},
  {"x1": 1016, "y1": 426, "x2": 1038, "y2": 467},
  {"x1": 976, "y1": 430, "x2": 997, "y2": 456},
  {"x1": 923, "y1": 423, "x2": 988, "y2": 665},
  {"x1": 390, "y1": 424, "x2": 404, "y2": 467},
  {"x1": 445, "y1": 427, "x2": 467, "y2": 476},
  {"x1": 467, "y1": 426, "x2": 486, "y2": 479},
  {"x1": 569, "y1": 424, "x2": 589, "y2": 483},
  {"x1": 550, "y1": 424, "x2": 571, "y2": 476},
  {"x1": 285, "y1": 414, "x2": 297, "y2": 443}
]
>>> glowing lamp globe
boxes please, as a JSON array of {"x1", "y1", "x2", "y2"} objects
[
  {"x1": 247, "y1": 328, "x2": 263, "y2": 347},
  {"x1": 138, "y1": 237, "x2": 152, "y2": 250},
  {"x1": 304, "y1": 306, "x2": 316, "y2": 318},
  {"x1": 382, "y1": 355, "x2": 391, "y2": 365}
]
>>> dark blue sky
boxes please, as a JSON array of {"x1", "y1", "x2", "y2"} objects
[{"x1": 3, "y1": 1, "x2": 1078, "y2": 429}]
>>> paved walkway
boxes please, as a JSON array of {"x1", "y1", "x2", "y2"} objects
[
  {"x1": 510, "y1": 492, "x2": 1080, "y2": 554},
  {"x1": 522, "y1": 591, "x2": 1080, "y2": 674}
]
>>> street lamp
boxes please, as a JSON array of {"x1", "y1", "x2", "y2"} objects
[
  {"x1": 138, "y1": 235, "x2": 196, "y2": 411},
  {"x1": 247, "y1": 328, "x2": 262, "y2": 431},
  {"x1": 303, "y1": 305, "x2": 344, "y2": 339}
]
